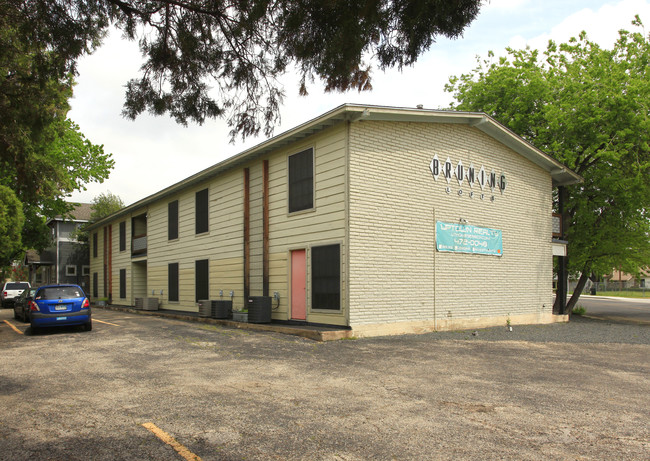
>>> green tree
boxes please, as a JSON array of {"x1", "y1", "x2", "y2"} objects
[
  {"x1": 0, "y1": 185, "x2": 25, "y2": 266},
  {"x1": 91, "y1": 192, "x2": 124, "y2": 221},
  {"x1": 1, "y1": 4, "x2": 114, "y2": 251},
  {"x1": 4, "y1": 0, "x2": 482, "y2": 140},
  {"x1": 446, "y1": 17, "x2": 650, "y2": 311}
]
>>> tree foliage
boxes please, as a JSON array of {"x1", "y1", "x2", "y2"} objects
[
  {"x1": 0, "y1": 185, "x2": 24, "y2": 266},
  {"x1": 91, "y1": 192, "x2": 124, "y2": 221},
  {"x1": 1, "y1": 2, "x2": 114, "y2": 252},
  {"x1": 4, "y1": 0, "x2": 481, "y2": 140},
  {"x1": 446, "y1": 17, "x2": 650, "y2": 309}
]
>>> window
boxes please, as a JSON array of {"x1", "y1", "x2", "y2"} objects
[
  {"x1": 119, "y1": 269, "x2": 126, "y2": 299},
  {"x1": 82, "y1": 266, "x2": 90, "y2": 277},
  {"x1": 312, "y1": 244, "x2": 340, "y2": 310},
  {"x1": 38, "y1": 286, "x2": 84, "y2": 300},
  {"x1": 119, "y1": 221, "x2": 126, "y2": 251},
  {"x1": 288, "y1": 148, "x2": 314, "y2": 213},
  {"x1": 168, "y1": 200, "x2": 179, "y2": 240},
  {"x1": 195, "y1": 259, "x2": 209, "y2": 302},
  {"x1": 168, "y1": 263, "x2": 179, "y2": 302},
  {"x1": 118, "y1": 221, "x2": 126, "y2": 251},
  {"x1": 93, "y1": 273, "x2": 98, "y2": 298},
  {"x1": 65, "y1": 265, "x2": 77, "y2": 277},
  {"x1": 93, "y1": 233, "x2": 98, "y2": 258},
  {"x1": 195, "y1": 188, "x2": 209, "y2": 234}
]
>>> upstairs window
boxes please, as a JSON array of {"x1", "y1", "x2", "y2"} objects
[
  {"x1": 119, "y1": 221, "x2": 126, "y2": 252},
  {"x1": 288, "y1": 148, "x2": 314, "y2": 213},
  {"x1": 195, "y1": 188, "x2": 209, "y2": 234},
  {"x1": 92, "y1": 233, "x2": 98, "y2": 258},
  {"x1": 168, "y1": 200, "x2": 179, "y2": 240}
]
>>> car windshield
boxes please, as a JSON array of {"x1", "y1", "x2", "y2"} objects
[
  {"x1": 37, "y1": 287, "x2": 84, "y2": 300},
  {"x1": 6, "y1": 283, "x2": 29, "y2": 290}
]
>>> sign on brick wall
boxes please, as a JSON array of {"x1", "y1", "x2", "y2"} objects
[{"x1": 436, "y1": 221, "x2": 503, "y2": 257}]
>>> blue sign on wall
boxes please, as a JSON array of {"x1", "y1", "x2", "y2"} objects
[{"x1": 436, "y1": 221, "x2": 503, "y2": 257}]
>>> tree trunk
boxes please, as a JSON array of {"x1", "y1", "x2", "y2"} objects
[{"x1": 566, "y1": 271, "x2": 590, "y2": 313}]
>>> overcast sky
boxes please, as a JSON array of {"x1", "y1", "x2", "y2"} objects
[{"x1": 68, "y1": 0, "x2": 650, "y2": 206}]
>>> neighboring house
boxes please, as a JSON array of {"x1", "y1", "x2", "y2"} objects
[
  {"x1": 87, "y1": 104, "x2": 580, "y2": 337},
  {"x1": 604, "y1": 269, "x2": 650, "y2": 289},
  {"x1": 25, "y1": 203, "x2": 92, "y2": 292}
]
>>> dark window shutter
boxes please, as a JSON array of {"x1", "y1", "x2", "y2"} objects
[
  {"x1": 312, "y1": 244, "x2": 340, "y2": 310},
  {"x1": 196, "y1": 189, "x2": 209, "y2": 234},
  {"x1": 119, "y1": 222, "x2": 126, "y2": 251},
  {"x1": 195, "y1": 259, "x2": 209, "y2": 302},
  {"x1": 93, "y1": 272, "x2": 98, "y2": 298},
  {"x1": 168, "y1": 200, "x2": 179, "y2": 240},
  {"x1": 119, "y1": 269, "x2": 126, "y2": 299},
  {"x1": 288, "y1": 148, "x2": 314, "y2": 213},
  {"x1": 92, "y1": 233, "x2": 98, "y2": 258},
  {"x1": 168, "y1": 263, "x2": 179, "y2": 302}
]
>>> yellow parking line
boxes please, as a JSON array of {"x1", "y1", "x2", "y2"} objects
[
  {"x1": 94, "y1": 319, "x2": 120, "y2": 327},
  {"x1": 3, "y1": 320, "x2": 24, "y2": 335},
  {"x1": 142, "y1": 422, "x2": 202, "y2": 461}
]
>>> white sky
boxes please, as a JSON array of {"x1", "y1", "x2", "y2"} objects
[{"x1": 68, "y1": 0, "x2": 650, "y2": 206}]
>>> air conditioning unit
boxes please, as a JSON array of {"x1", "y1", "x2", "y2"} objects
[
  {"x1": 143, "y1": 297, "x2": 159, "y2": 311},
  {"x1": 198, "y1": 299, "x2": 211, "y2": 317},
  {"x1": 247, "y1": 296, "x2": 272, "y2": 323},
  {"x1": 134, "y1": 298, "x2": 144, "y2": 309},
  {"x1": 211, "y1": 300, "x2": 232, "y2": 319}
]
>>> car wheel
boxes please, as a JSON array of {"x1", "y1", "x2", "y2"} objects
[
  {"x1": 28, "y1": 325, "x2": 39, "y2": 335},
  {"x1": 83, "y1": 320, "x2": 92, "y2": 332}
]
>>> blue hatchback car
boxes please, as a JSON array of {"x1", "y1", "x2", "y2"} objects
[{"x1": 29, "y1": 284, "x2": 92, "y2": 332}]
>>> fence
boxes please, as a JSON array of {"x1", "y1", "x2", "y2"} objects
[{"x1": 568, "y1": 280, "x2": 648, "y2": 296}]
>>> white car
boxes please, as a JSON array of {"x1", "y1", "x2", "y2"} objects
[{"x1": 1, "y1": 281, "x2": 31, "y2": 308}]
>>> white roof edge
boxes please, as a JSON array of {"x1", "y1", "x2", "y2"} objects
[{"x1": 89, "y1": 104, "x2": 581, "y2": 229}]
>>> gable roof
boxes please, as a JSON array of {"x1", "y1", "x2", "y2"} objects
[
  {"x1": 48, "y1": 202, "x2": 93, "y2": 224},
  {"x1": 88, "y1": 104, "x2": 581, "y2": 230}
]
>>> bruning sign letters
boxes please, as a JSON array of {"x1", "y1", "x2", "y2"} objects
[{"x1": 429, "y1": 154, "x2": 507, "y2": 201}]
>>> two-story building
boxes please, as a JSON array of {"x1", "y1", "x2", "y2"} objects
[
  {"x1": 88, "y1": 104, "x2": 580, "y2": 337},
  {"x1": 25, "y1": 203, "x2": 93, "y2": 291}
]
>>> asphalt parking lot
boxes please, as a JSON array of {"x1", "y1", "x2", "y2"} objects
[{"x1": 1, "y1": 308, "x2": 649, "y2": 460}]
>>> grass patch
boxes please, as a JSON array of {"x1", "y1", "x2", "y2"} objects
[
  {"x1": 572, "y1": 305, "x2": 586, "y2": 316},
  {"x1": 591, "y1": 290, "x2": 648, "y2": 298}
]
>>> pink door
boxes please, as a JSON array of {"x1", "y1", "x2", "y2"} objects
[{"x1": 291, "y1": 250, "x2": 306, "y2": 320}]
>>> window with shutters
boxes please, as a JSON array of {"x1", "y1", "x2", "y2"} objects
[
  {"x1": 311, "y1": 244, "x2": 340, "y2": 310},
  {"x1": 288, "y1": 148, "x2": 314, "y2": 213},
  {"x1": 195, "y1": 259, "x2": 209, "y2": 302},
  {"x1": 119, "y1": 269, "x2": 126, "y2": 299},
  {"x1": 195, "y1": 189, "x2": 209, "y2": 234},
  {"x1": 168, "y1": 200, "x2": 179, "y2": 240},
  {"x1": 168, "y1": 263, "x2": 179, "y2": 302},
  {"x1": 119, "y1": 221, "x2": 126, "y2": 251}
]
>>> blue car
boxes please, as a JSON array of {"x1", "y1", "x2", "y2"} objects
[{"x1": 29, "y1": 285, "x2": 92, "y2": 332}]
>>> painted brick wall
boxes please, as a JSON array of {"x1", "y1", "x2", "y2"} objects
[{"x1": 348, "y1": 120, "x2": 553, "y2": 326}]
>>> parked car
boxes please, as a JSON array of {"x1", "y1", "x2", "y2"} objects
[
  {"x1": 1, "y1": 281, "x2": 30, "y2": 308},
  {"x1": 13, "y1": 287, "x2": 38, "y2": 322},
  {"x1": 29, "y1": 284, "x2": 92, "y2": 332}
]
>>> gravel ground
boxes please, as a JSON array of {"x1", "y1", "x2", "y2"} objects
[
  {"x1": 1, "y1": 309, "x2": 648, "y2": 460},
  {"x1": 414, "y1": 315, "x2": 650, "y2": 345}
]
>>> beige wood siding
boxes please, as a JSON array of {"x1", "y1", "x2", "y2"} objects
[
  {"x1": 90, "y1": 123, "x2": 348, "y2": 324},
  {"x1": 263, "y1": 124, "x2": 348, "y2": 325},
  {"x1": 145, "y1": 169, "x2": 245, "y2": 312},
  {"x1": 348, "y1": 120, "x2": 553, "y2": 327}
]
